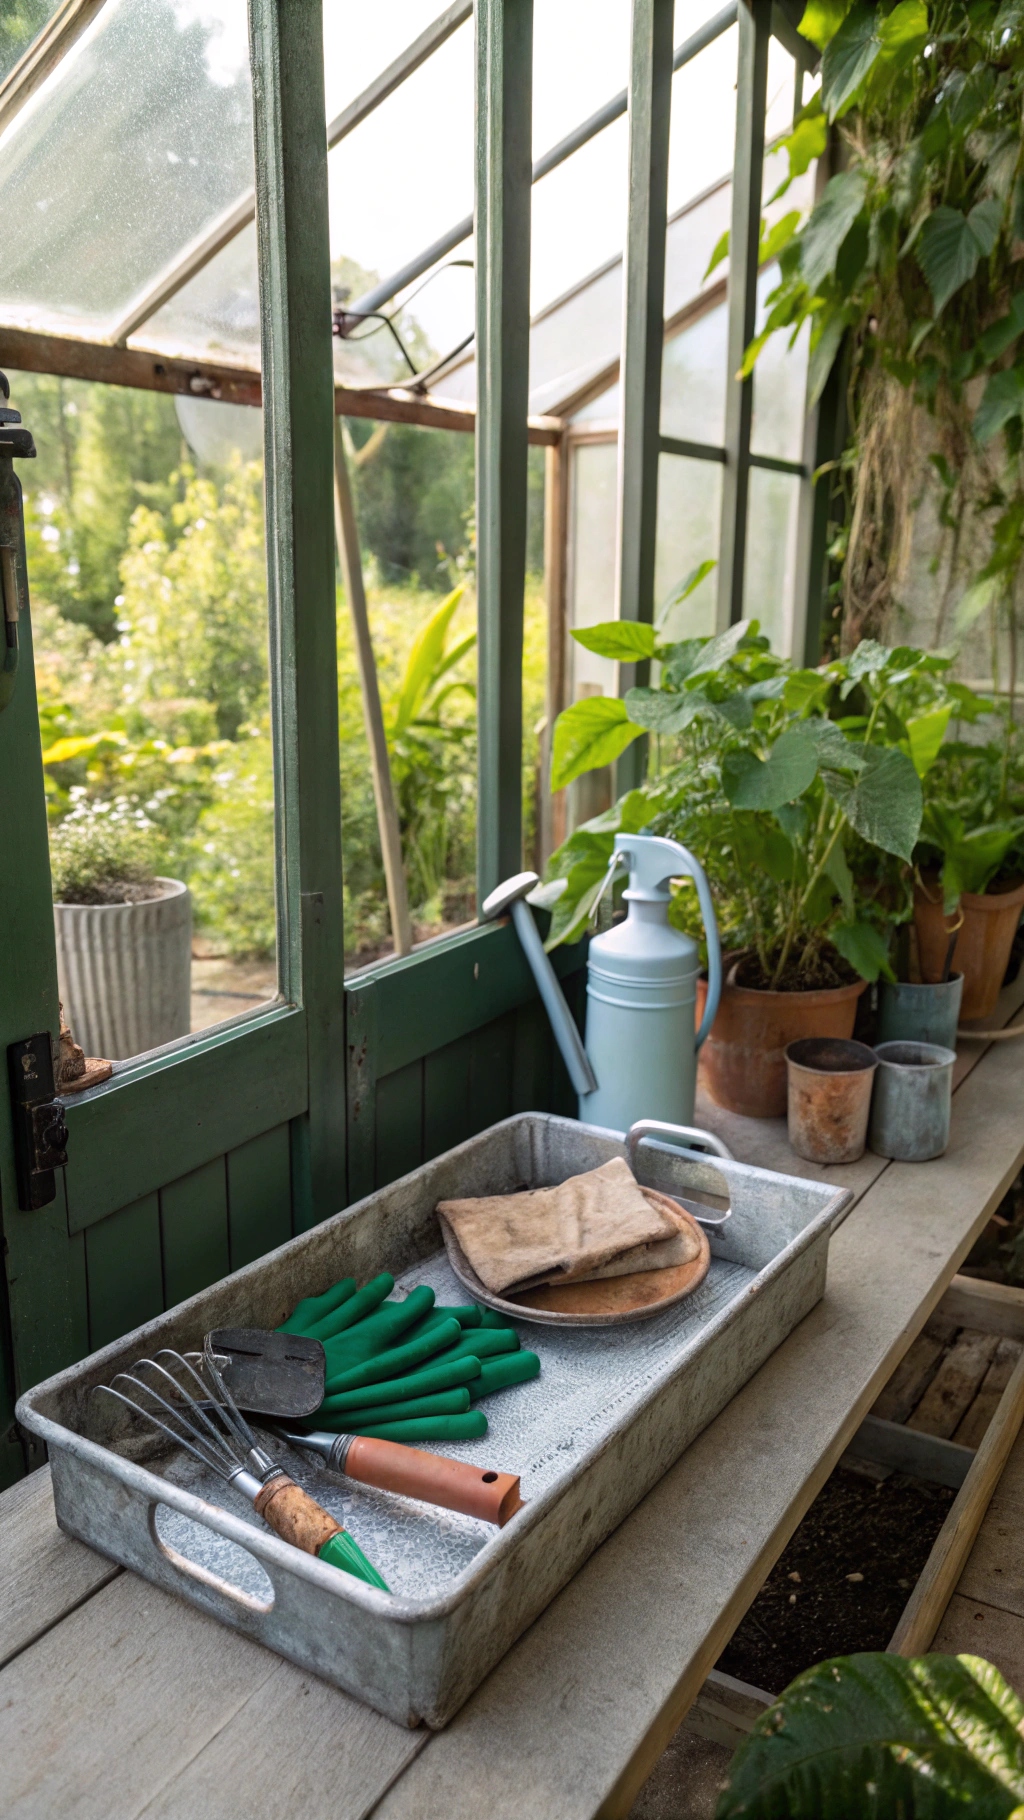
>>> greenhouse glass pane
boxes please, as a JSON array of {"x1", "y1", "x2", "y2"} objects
[
  {"x1": 744, "y1": 465, "x2": 801, "y2": 656},
  {"x1": 571, "y1": 382, "x2": 620, "y2": 425},
  {"x1": 531, "y1": 113, "x2": 628, "y2": 319},
  {"x1": 13, "y1": 368, "x2": 279, "y2": 1056},
  {"x1": 667, "y1": 24, "x2": 737, "y2": 219},
  {"x1": 0, "y1": 0, "x2": 254, "y2": 335},
  {"x1": 0, "y1": 0, "x2": 64, "y2": 84},
  {"x1": 533, "y1": 0, "x2": 629, "y2": 156},
  {"x1": 660, "y1": 301, "x2": 727, "y2": 446},
  {"x1": 133, "y1": 220, "x2": 260, "y2": 364},
  {"x1": 655, "y1": 454, "x2": 721, "y2": 640},
  {"x1": 321, "y1": 0, "x2": 450, "y2": 132},
  {"x1": 765, "y1": 36, "x2": 796, "y2": 142},
  {"x1": 568, "y1": 440, "x2": 618, "y2": 702},
  {"x1": 327, "y1": 21, "x2": 472, "y2": 368},
  {"x1": 749, "y1": 264, "x2": 811, "y2": 464}
]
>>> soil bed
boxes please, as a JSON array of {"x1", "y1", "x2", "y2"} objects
[{"x1": 716, "y1": 1464, "x2": 955, "y2": 1695}]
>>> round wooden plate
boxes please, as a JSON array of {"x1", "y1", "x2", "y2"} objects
[{"x1": 439, "y1": 1188, "x2": 711, "y2": 1327}]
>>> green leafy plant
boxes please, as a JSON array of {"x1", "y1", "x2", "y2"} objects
[
  {"x1": 742, "y1": 0, "x2": 1024, "y2": 686},
  {"x1": 917, "y1": 800, "x2": 1024, "y2": 907},
  {"x1": 544, "y1": 623, "x2": 971, "y2": 988},
  {"x1": 383, "y1": 584, "x2": 477, "y2": 914},
  {"x1": 49, "y1": 808, "x2": 161, "y2": 905},
  {"x1": 716, "y1": 1651, "x2": 1024, "y2": 1818}
]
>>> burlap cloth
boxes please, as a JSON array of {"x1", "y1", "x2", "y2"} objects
[{"x1": 436, "y1": 1156, "x2": 700, "y2": 1296}]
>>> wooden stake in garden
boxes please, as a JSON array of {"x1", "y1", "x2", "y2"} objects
[{"x1": 332, "y1": 417, "x2": 413, "y2": 958}]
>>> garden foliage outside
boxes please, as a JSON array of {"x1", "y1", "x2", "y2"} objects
[{"x1": 16, "y1": 372, "x2": 545, "y2": 967}]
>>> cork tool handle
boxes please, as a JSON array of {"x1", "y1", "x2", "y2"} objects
[
  {"x1": 254, "y1": 1473, "x2": 341, "y2": 1554},
  {"x1": 253, "y1": 1473, "x2": 389, "y2": 1589},
  {"x1": 345, "y1": 1435, "x2": 524, "y2": 1525}
]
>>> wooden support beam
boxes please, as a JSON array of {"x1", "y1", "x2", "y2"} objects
[
  {"x1": 541, "y1": 436, "x2": 569, "y2": 865},
  {"x1": 614, "y1": 0, "x2": 674, "y2": 798},
  {"x1": 249, "y1": 0, "x2": 346, "y2": 1228},
  {"x1": 940, "y1": 1275, "x2": 1024, "y2": 1343},
  {"x1": 716, "y1": 0, "x2": 771, "y2": 631},
  {"x1": 474, "y1": 0, "x2": 533, "y2": 903},
  {"x1": 0, "y1": 325, "x2": 561, "y2": 443},
  {"x1": 332, "y1": 420, "x2": 413, "y2": 958},
  {"x1": 843, "y1": 1413, "x2": 975, "y2": 1491}
]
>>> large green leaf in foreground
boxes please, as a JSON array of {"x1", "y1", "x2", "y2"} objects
[{"x1": 717, "y1": 1653, "x2": 1024, "y2": 1820}]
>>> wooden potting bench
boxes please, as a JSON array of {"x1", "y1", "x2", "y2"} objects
[{"x1": 3, "y1": 976, "x2": 1024, "y2": 1820}]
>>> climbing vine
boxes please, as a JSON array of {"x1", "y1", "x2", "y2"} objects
[{"x1": 752, "y1": 0, "x2": 1024, "y2": 700}]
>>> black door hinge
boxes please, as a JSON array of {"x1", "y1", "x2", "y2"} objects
[{"x1": 7, "y1": 1033, "x2": 68, "y2": 1210}]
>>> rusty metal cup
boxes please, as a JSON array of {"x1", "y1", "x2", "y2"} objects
[{"x1": 785, "y1": 1037, "x2": 878, "y2": 1165}]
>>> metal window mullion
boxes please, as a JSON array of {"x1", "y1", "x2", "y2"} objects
[
  {"x1": 716, "y1": 0, "x2": 771, "y2": 632},
  {"x1": 248, "y1": 0, "x2": 346, "y2": 1224},
  {"x1": 614, "y1": 0, "x2": 674, "y2": 796},
  {"x1": 475, "y1": 0, "x2": 533, "y2": 904}
]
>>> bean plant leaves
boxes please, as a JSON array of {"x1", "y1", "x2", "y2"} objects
[
  {"x1": 799, "y1": 0, "x2": 855, "y2": 51},
  {"x1": 721, "y1": 726, "x2": 819, "y2": 811},
  {"x1": 825, "y1": 745, "x2": 922, "y2": 861},
  {"x1": 974, "y1": 366, "x2": 1024, "y2": 444},
  {"x1": 625, "y1": 687, "x2": 706, "y2": 735},
  {"x1": 731, "y1": 817, "x2": 799, "y2": 884},
  {"x1": 832, "y1": 920, "x2": 895, "y2": 982},
  {"x1": 803, "y1": 717, "x2": 867, "y2": 771},
  {"x1": 808, "y1": 309, "x2": 848, "y2": 406},
  {"x1": 686, "y1": 618, "x2": 754, "y2": 680},
  {"x1": 917, "y1": 203, "x2": 1002, "y2": 318},
  {"x1": 539, "y1": 830, "x2": 615, "y2": 949},
  {"x1": 905, "y1": 704, "x2": 952, "y2": 776},
  {"x1": 550, "y1": 696, "x2": 643, "y2": 790},
  {"x1": 821, "y1": 4, "x2": 881, "y2": 118},
  {"x1": 824, "y1": 836, "x2": 855, "y2": 912},
  {"x1": 570, "y1": 620, "x2": 657, "y2": 662},
  {"x1": 717, "y1": 1652, "x2": 1024, "y2": 1820},
  {"x1": 799, "y1": 170, "x2": 869, "y2": 291}
]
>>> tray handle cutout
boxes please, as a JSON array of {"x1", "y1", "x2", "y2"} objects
[
  {"x1": 150, "y1": 1501, "x2": 275, "y2": 1614},
  {"x1": 626, "y1": 1121, "x2": 734, "y2": 1228}
]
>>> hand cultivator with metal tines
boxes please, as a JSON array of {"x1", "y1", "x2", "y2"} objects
[{"x1": 94, "y1": 1345, "x2": 388, "y2": 1590}]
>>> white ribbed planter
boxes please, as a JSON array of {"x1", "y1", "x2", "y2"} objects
[{"x1": 54, "y1": 878, "x2": 192, "y2": 1061}]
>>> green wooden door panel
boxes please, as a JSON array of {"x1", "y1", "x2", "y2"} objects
[
  {"x1": 423, "y1": 1032, "x2": 475, "y2": 1163},
  {"x1": 470, "y1": 1010, "x2": 517, "y2": 1132},
  {"x1": 160, "y1": 1158, "x2": 230, "y2": 1309},
  {"x1": 345, "y1": 984, "x2": 377, "y2": 1205},
  {"x1": 375, "y1": 1061, "x2": 423, "y2": 1190},
  {"x1": 227, "y1": 1124, "x2": 293, "y2": 1270},
  {"x1": 349, "y1": 920, "x2": 587, "y2": 1078},
  {"x1": 85, "y1": 1195, "x2": 163, "y2": 1352},
  {"x1": 63, "y1": 1005, "x2": 307, "y2": 1234},
  {"x1": 0, "y1": 520, "x2": 76, "y2": 1395}
]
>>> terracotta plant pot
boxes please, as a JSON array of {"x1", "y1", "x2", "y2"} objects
[
  {"x1": 914, "y1": 876, "x2": 1024, "y2": 1021},
  {"x1": 785, "y1": 1037, "x2": 877, "y2": 1165},
  {"x1": 695, "y1": 960, "x2": 868, "y2": 1120}
]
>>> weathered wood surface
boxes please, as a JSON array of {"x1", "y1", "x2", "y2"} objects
[
  {"x1": 4, "y1": 989, "x2": 1024, "y2": 1819},
  {"x1": 954, "y1": 1337, "x2": 1023, "y2": 1449},
  {"x1": 0, "y1": 1467, "x2": 118, "y2": 1671},
  {"x1": 890, "y1": 1342, "x2": 1024, "y2": 1656},
  {"x1": 907, "y1": 1330, "x2": 1001, "y2": 1439},
  {"x1": 940, "y1": 1275, "x2": 1024, "y2": 1342}
]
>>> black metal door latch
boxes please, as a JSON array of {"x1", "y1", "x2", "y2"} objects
[{"x1": 7, "y1": 1033, "x2": 68, "y2": 1210}]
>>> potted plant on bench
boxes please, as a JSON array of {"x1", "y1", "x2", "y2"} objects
[
  {"x1": 50, "y1": 810, "x2": 191, "y2": 1062},
  {"x1": 540, "y1": 626, "x2": 965, "y2": 1118}
]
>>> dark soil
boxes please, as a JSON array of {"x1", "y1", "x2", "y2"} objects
[
  {"x1": 733, "y1": 946, "x2": 860, "y2": 994},
  {"x1": 716, "y1": 1465, "x2": 955, "y2": 1695}
]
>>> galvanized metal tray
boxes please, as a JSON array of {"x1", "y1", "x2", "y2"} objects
[{"x1": 17, "y1": 1113, "x2": 851, "y2": 1729}]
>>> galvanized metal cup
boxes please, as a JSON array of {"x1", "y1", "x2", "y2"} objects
[
  {"x1": 868, "y1": 1040, "x2": 957, "y2": 1162},
  {"x1": 785, "y1": 1037, "x2": 878, "y2": 1165},
  {"x1": 876, "y1": 973, "x2": 963, "y2": 1050}
]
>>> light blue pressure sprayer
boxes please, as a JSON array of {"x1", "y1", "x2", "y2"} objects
[{"x1": 481, "y1": 834, "x2": 722, "y2": 1135}]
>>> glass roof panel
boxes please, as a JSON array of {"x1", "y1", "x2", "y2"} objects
[
  {"x1": 0, "y1": 0, "x2": 65, "y2": 85},
  {"x1": 321, "y1": 0, "x2": 450, "y2": 130},
  {"x1": 0, "y1": 0, "x2": 254, "y2": 336},
  {"x1": 667, "y1": 23, "x2": 737, "y2": 218},
  {"x1": 531, "y1": 114, "x2": 628, "y2": 320},
  {"x1": 532, "y1": 0, "x2": 629, "y2": 155},
  {"x1": 131, "y1": 218, "x2": 260, "y2": 364},
  {"x1": 326, "y1": 20, "x2": 472, "y2": 363}
]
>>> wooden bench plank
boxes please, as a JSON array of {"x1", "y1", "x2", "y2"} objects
[
  {"x1": 869, "y1": 1330, "x2": 947, "y2": 1424},
  {"x1": 939, "y1": 1276, "x2": 1024, "y2": 1341},
  {"x1": 0, "y1": 1466, "x2": 118, "y2": 1671},
  {"x1": 370, "y1": 1032, "x2": 1024, "y2": 1820},
  {"x1": 954, "y1": 1338, "x2": 1024, "y2": 1449},
  {"x1": 907, "y1": 1331, "x2": 1001, "y2": 1438},
  {"x1": 0, "y1": 1568, "x2": 418, "y2": 1820}
]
